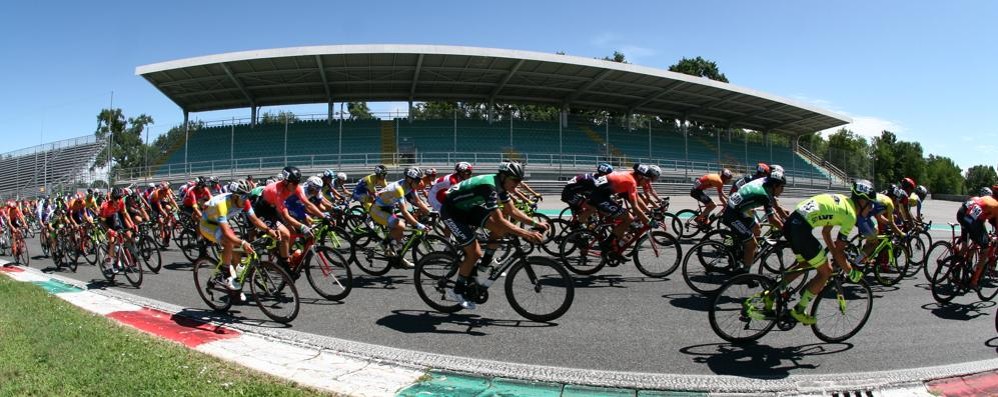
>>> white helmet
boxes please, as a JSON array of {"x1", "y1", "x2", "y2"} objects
[{"x1": 336, "y1": 172, "x2": 347, "y2": 181}]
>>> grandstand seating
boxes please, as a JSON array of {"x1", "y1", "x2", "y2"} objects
[
  {"x1": 0, "y1": 137, "x2": 104, "y2": 197},
  {"x1": 150, "y1": 117, "x2": 829, "y2": 182}
]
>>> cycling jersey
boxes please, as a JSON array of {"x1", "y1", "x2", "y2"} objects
[
  {"x1": 202, "y1": 193, "x2": 253, "y2": 225},
  {"x1": 601, "y1": 172, "x2": 638, "y2": 202},
  {"x1": 693, "y1": 174, "x2": 724, "y2": 191},
  {"x1": 182, "y1": 187, "x2": 212, "y2": 207},
  {"x1": 261, "y1": 181, "x2": 308, "y2": 213},
  {"x1": 562, "y1": 173, "x2": 598, "y2": 207},
  {"x1": 729, "y1": 175, "x2": 758, "y2": 195},
  {"x1": 794, "y1": 194, "x2": 858, "y2": 238},
  {"x1": 725, "y1": 178, "x2": 775, "y2": 217},
  {"x1": 428, "y1": 173, "x2": 462, "y2": 211},
  {"x1": 374, "y1": 180, "x2": 415, "y2": 209},
  {"x1": 909, "y1": 192, "x2": 922, "y2": 214},
  {"x1": 961, "y1": 196, "x2": 998, "y2": 223},
  {"x1": 444, "y1": 174, "x2": 510, "y2": 213},
  {"x1": 99, "y1": 199, "x2": 125, "y2": 218}
]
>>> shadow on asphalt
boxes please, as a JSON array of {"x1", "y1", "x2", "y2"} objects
[
  {"x1": 175, "y1": 307, "x2": 292, "y2": 329},
  {"x1": 922, "y1": 301, "x2": 995, "y2": 321},
  {"x1": 985, "y1": 337, "x2": 998, "y2": 351},
  {"x1": 572, "y1": 274, "x2": 667, "y2": 289},
  {"x1": 163, "y1": 261, "x2": 193, "y2": 271},
  {"x1": 680, "y1": 341, "x2": 853, "y2": 379},
  {"x1": 662, "y1": 293, "x2": 711, "y2": 312},
  {"x1": 375, "y1": 309, "x2": 556, "y2": 336},
  {"x1": 352, "y1": 275, "x2": 412, "y2": 290},
  {"x1": 85, "y1": 278, "x2": 139, "y2": 290}
]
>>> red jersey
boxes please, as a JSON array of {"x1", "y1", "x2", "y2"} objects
[
  {"x1": 182, "y1": 186, "x2": 212, "y2": 207},
  {"x1": 99, "y1": 199, "x2": 125, "y2": 218},
  {"x1": 262, "y1": 181, "x2": 308, "y2": 212},
  {"x1": 965, "y1": 196, "x2": 998, "y2": 223},
  {"x1": 603, "y1": 171, "x2": 638, "y2": 202}
]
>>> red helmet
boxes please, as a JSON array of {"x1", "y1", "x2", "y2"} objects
[
  {"x1": 755, "y1": 163, "x2": 770, "y2": 176},
  {"x1": 6, "y1": 201, "x2": 15, "y2": 208},
  {"x1": 900, "y1": 177, "x2": 916, "y2": 192}
]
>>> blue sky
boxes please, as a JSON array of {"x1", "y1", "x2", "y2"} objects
[{"x1": 1, "y1": 1, "x2": 995, "y2": 170}]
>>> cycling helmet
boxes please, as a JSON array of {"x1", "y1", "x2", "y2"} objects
[
  {"x1": 891, "y1": 187, "x2": 907, "y2": 201},
  {"x1": 110, "y1": 188, "x2": 123, "y2": 200},
  {"x1": 851, "y1": 179, "x2": 875, "y2": 202},
  {"x1": 720, "y1": 168, "x2": 733, "y2": 179},
  {"x1": 900, "y1": 177, "x2": 916, "y2": 192},
  {"x1": 455, "y1": 162, "x2": 473, "y2": 173},
  {"x1": 209, "y1": 176, "x2": 219, "y2": 185},
  {"x1": 424, "y1": 168, "x2": 437, "y2": 178},
  {"x1": 228, "y1": 180, "x2": 250, "y2": 195},
  {"x1": 647, "y1": 165, "x2": 662, "y2": 180},
  {"x1": 159, "y1": 181, "x2": 170, "y2": 189},
  {"x1": 765, "y1": 167, "x2": 787, "y2": 187},
  {"x1": 404, "y1": 167, "x2": 423, "y2": 180},
  {"x1": 915, "y1": 185, "x2": 928, "y2": 200},
  {"x1": 596, "y1": 163, "x2": 614, "y2": 176},
  {"x1": 756, "y1": 163, "x2": 770, "y2": 176},
  {"x1": 322, "y1": 169, "x2": 335, "y2": 179},
  {"x1": 5, "y1": 201, "x2": 14, "y2": 208},
  {"x1": 980, "y1": 187, "x2": 994, "y2": 197},
  {"x1": 86, "y1": 188, "x2": 94, "y2": 196},
  {"x1": 336, "y1": 172, "x2": 347, "y2": 181},
  {"x1": 195, "y1": 176, "x2": 207, "y2": 188},
  {"x1": 498, "y1": 161, "x2": 526, "y2": 179},
  {"x1": 374, "y1": 164, "x2": 388, "y2": 177},
  {"x1": 148, "y1": 183, "x2": 156, "y2": 189},
  {"x1": 280, "y1": 166, "x2": 303, "y2": 184},
  {"x1": 304, "y1": 176, "x2": 323, "y2": 194},
  {"x1": 275, "y1": 172, "x2": 285, "y2": 181}
]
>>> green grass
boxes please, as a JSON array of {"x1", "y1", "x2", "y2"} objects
[{"x1": 0, "y1": 276, "x2": 334, "y2": 396}]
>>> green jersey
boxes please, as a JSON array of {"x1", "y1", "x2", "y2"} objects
[
  {"x1": 443, "y1": 174, "x2": 510, "y2": 212},
  {"x1": 795, "y1": 194, "x2": 858, "y2": 237},
  {"x1": 726, "y1": 178, "x2": 776, "y2": 216}
]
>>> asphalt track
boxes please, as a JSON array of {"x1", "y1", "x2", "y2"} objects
[{"x1": 16, "y1": 196, "x2": 997, "y2": 380}]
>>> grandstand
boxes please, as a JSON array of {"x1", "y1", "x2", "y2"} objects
[
  {"x1": 121, "y1": 44, "x2": 852, "y2": 187},
  {"x1": 0, "y1": 135, "x2": 104, "y2": 198}
]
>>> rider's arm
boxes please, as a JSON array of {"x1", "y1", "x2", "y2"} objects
[
  {"x1": 519, "y1": 182, "x2": 539, "y2": 197},
  {"x1": 398, "y1": 201, "x2": 422, "y2": 228},
  {"x1": 877, "y1": 213, "x2": 904, "y2": 236},
  {"x1": 627, "y1": 194, "x2": 651, "y2": 224},
  {"x1": 715, "y1": 186, "x2": 727, "y2": 206},
  {"x1": 822, "y1": 225, "x2": 851, "y2": 272}
]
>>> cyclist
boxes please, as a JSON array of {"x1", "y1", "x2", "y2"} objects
[
  {"x1": 721, "y1": 168, "x2": 785, "y2": 273},
  {"x1": 181, "y1": 177, "x2": 212, "y2": 220},
  {"x1": 638, "y1": 164, "x2": 666, "y2": 209},
  {"x1": 560, "y1": 172, "x2": 600, "y2": 224},
  {"x1": 200, "y1": 180, "x2": 278, "y2": 290},
  {"x1": 691, "y1": 168, "x2": 734, "y2": 225},
  {"x1": 319, "y1": 169, "x2": 346, "y2": 203},
  {"x1": 286, "y1": 176, "x2": 333, "y2": 220},
  {"x1": 352, "y1": 165, "x2": 389, "y2": 211},
  {"x1": 99, "y1": 188, "x2": 136, "y2": 273},
  {"x1": 587, "y1": 164, "x2": 657, "y2": 259},
  {"x1": 372, "y1": 167, "x2": 432, "y2": 267},
  {"x1": 428, "y1": 162, "x2": 473, "y2": 213},
  {"x1": 4, "y1": 201, "x2": 27, "y2": 240},
  {"x1": 896, "y1": 177, "x2": 917, "y2": 227},
  {"x1": 67, "y1": 194, "x2": 94, "y2": 231},
  {"x1": 857, "y1": 189, "x2": 905, "y2": 268},
  {"x1": 441, "y1": 162, "x2": 547, "y2": 309},
  {"x1": 730, "y1": 163, "x2": 770, "y2": 195},
  {"x1": 956, "y1": 190, "x2": 998, "y2": 289},
  {"x1": 595, "y1": 162, "x2": 614, "y2": 177},
  {"x1": 420, "y1": 168, "x2": 438, "y2": 192},
  {"x1": 36, "y1": 197, "x2": 55, "y2": 254},
  {"x1": 909, "y1": 185, "x2": 928, "y2": 222},
  {"x1": 254, "y1": 166, "x2": 326, "y2": 273},
  {"x1": 772, "y1": 180, "x2": 874, "y2": 325},
  {"x1": 246, "y1": 175, "x2": 257, "y2": 189},
  {"x1": 124, "y1": 188, "x2": 151, "y2": 224}
]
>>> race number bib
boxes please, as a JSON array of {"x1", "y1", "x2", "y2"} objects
[
  {"x1": 728, "y1": 193, "x2": 744, "y2": 207},
  {"x1": 593, "y1": 176, "x2": 609, "y2": 187},
  {"x1": 797, "y1": 199, "x2": 819, "y2": 215},
  {"x1": 567, "y1": 176, "x2": 578, "y2": 184},
  {"x1": 693, "y1": 179, "x2": 703, "y2": 189},
  {"x1": 969, "y1": 204, "x2": 984, "y2": 220}
]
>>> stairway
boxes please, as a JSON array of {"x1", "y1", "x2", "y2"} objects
[
  {"x1": 380, "y1": 121, "x2": 396, "y2": 164},
  {"x1": 796, "y1": 146, "x2": 848, "y2": 185},
  {"x1": 578, "y1": 124, "x2": 627, "y2": 163}
]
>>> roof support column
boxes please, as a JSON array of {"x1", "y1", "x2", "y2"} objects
[
  {"x1": 327, "y1": 102, "x2": 334, "y2": 125},
  {"x1": 338, "y1": 103, "x2": 343, "y2": 166},
  {"x1": 408, "y1": 101, "x2": 413, "y2": 124},
  {"x1": 717, "y1": 126, "x2": 723, "y2": 170},
  {"x1": 682, "y1": 116, "x2": 689, "y2": 179},
  {"x1": 559, "y1": 109, "x2": 564, "y2": 178},
  {"x1": 605, "y1": 114, "x2": 610, "y2": 160},
  {"x1": 488, "y1": 101, "x2": 495, "y2": 124},
  {"x1": 648, "y1": 117, "x2": 652, "y2": 160},
  {"x1": 744, "y1": 130, "x2": 748, "y2": 172},
  {"x1": 453, "y1": 109, "x2": 458, "y2": 153},
  {"x1": 183, "y1": 110, "x2": 190, "y2": 178},
  {"x1": 250, "y1": 106, "x2": 258, "y2": 129}
]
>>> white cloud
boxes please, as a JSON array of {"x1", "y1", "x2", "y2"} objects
[
  {"x1": 793, "y1": 95, "x2": 903, "y2": 139},
  {"x1": 590, "y1": 32, "x2": 657, "y2": 62}
]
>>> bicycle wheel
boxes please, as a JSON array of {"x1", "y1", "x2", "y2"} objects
[
  {"x1": 662, "y1": 213, "x2": 683, "y2": 237},
  {"x1": 873, "y1": 244, "x2": 907, "y2": 286},
  {"x1": 932, "y1": 255, "x2": 965, "y2": 304},
  {"x1": 177, "y1": 228, "x2": 202, "y2": 262},
  {"x1": 138, "y1": 236, "x2": 162, "y2": 274},
  {"x1": 505, "y1": 256, "x2": 575, "y2": 322},
  {"x1": 541, "y1": 218, "x2": 571, "y2": 256},
  {"x1": 674, "y1": 209, "x2": 700, "y2": 239},
  {"x1": 811, "y1": 276, "x2": 873, "y2": 343},
  {"x1": 558, "y1": 206, "x2": 572, "y2": 220},
  {"x1": 192, "y1": 258, "x2": 234, "y2": 312},
  {"x1": 557, "y1": 229, "x2": 606, "y2": 275},
  {"x1": 81, "y1": 233, "x2": 98, "y2": 266},
  {"x1": 759, "y1": 240, "x2": 796, "y2": 276},
  {"x1": 632, "y1": 231, "x2": 682, "y2": 278},
  {"x1": 305, "y1": 246, "x2": 353, "y2": 301},
  {"x1": 153, "y1": 221, "x2": 170, "y2": 249},
  {"x1": 708, "y1": 274, "x2": 777, "y2": 343},
  {"x1": 976, "y1": 258, "x2": 998, "y2": 301},
  {"x1": 63, "y1": 238, "x2": 78, "y2": 273},
  {"x1": 682, "y1": 240, "x2": 739, "y2": 295},
  {"x1": 250, "y1": 261, "x2": 300, "y2": 324},
  {"x1": 904, "y1": 235, "x2": 927, "y2": 278},
  {"x1": 321, "y1": 225, "x2": 354, "y2": 258},
  {"x1": 350, "y1": 231, "x2": 392, "y2": 276},
  {"x1": 97, "y1": 245, "x2": 115, "y2": 282},
  {"x1": 121, "y1": 245, "x2": 143, "y2": 288},
  {"x1": 15, "y1": 239, "x2": 29, "y2": 266},
  {"x1": 412, "y1": 234, "x2": 455, "y2": 264},
  {"x1": 923, "y1": 241, "x2": 952, "y2": 281},
  {"x1": 40, "y1": 233, "x2": 50, "y2": 257},
  {"x1": 413, "y1": 252, "x2": 463, "y2": 314}
]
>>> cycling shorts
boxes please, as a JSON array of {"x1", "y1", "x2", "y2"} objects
[
  {"x1": 103, "y1": 213, "x2": 124, "y2": 231},
  {"x1": 371, "y1": 205, "x2": 401, "y2": 229},
  {"x1": 721, "y1": 210, "x2": 756, "y2": 243},
  {"x1": 440, "y1": 205, "x2": 494, "y2": 247},
  {"x1": 689, "y1": 188, "x2": 713, "y2": 205},
  {"x1": 957, "y1": 206, "x2": 988, "y2": 248},
  {"x1": 783, "y1": 212, "x2": 826, "y2": 267},
  {"x1": 587, "y1": 187, "x2": 625, "y2": 218}
]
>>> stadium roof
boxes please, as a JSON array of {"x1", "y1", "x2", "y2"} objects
[{"x1": 136, "y1": 44, "x2": 850, "y2": 135}]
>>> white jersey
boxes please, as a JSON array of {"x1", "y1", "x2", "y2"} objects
[{"x1": 428, "y1": 173, "x2": 460, "y2": 211}]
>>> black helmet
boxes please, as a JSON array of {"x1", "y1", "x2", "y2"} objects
[
  {"x1": 455, "y1": 162, "x2": 473, "y2": 173},
  {"x1": 280, "y1": 166, "x2": 302, "y2": 184},
  {"x1": 851, "y1": 179, "x2": 875, "y2": 203},
  {"x1": 915, "y1": 185, "x2": 928, "y2": 200},
  {"x1": 498, "y1": 161, "x2": 525, "y2": 179},
  {"x1": 374, "y1": 165, "x2": 388, "y2": 176},
  {"x1": 110, "y1": 188, "x2": 124, "y2": 200},
  {"x1": 404, "y1": 167, "x2": 423, "y2": 180},
  {"x1": 195, "y1": 176, "x2": 207, "y2": 188}
]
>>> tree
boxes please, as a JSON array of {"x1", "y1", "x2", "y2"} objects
[
  {"x1": 668, "y1": 56, "x2": 729, "y2": 83},
  {"x1": 93, "y1": 108, "x2": 154, "y2": 175},
  {"x1": 894, "y1": 141, "x2": 926, "y2": 185},
  {"x1": 965, "y1": 165, "x2": 997, "y2": 194},
  {"x1": 924, "y1": 155, "x2": 963, "y2": 195},
  {"x1": 148, "y1": 121, "x2": 204, "y2": 167},
  {"x1": 871, "y1": 130, "x2": 898, "y2": 188},
  {"x1": 601, "y1": 51, "x2": 627, "y2": 63},
  {"x1": 824, "y1": 129, "x2": 871, "y2": 178},
  {"x1": 260, "y1": 111, "x2": 298, "y2": 124},
  {"x1": 347, "y1": 102, "x2": 374, "y2": 120}
]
